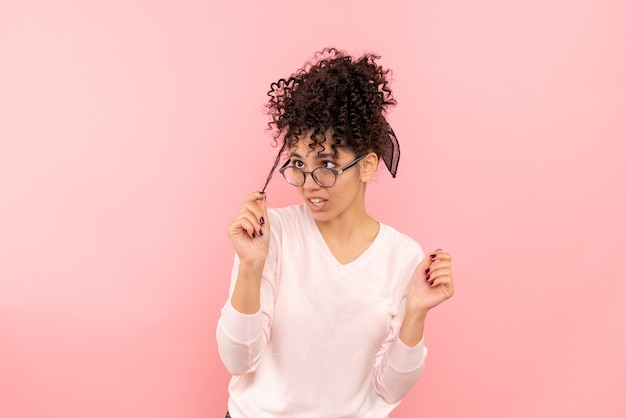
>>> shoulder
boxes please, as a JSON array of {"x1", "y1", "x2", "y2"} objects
[
  {"x1": 266, "y1": 204, "x2": 309, "y2": 240},
  {"x1": 379, "y1": 222, "x2": 426, "y2": 266}
]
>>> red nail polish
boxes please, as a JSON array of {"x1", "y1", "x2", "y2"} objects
[
  {"x1": 425, "y1": 268, "x2": 430, "y2": 274},
  {"x1": 259, "y1": 228, "x2": 264, "y2": 236},
  {"x1": 252, "y1": 232, "x2": 256, "y2": 238},
  {"x1": 260, "y1": 217, "x2": 265, "y2": 225},
  {"x1": 430, "y1": 254, "x2": 436, "y2": 259}
]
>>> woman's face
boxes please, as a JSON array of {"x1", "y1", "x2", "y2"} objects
[{"x1": 287, "y1": 138, "x2": 366, "y2": 223}]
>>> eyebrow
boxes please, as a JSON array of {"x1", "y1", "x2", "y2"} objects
[{"x1": 289, "y1": 152, "x2": 336, "y2": 159}]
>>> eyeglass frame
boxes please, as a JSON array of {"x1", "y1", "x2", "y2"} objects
[{"x1": 278, "y1": 154, "x2": 368, "y2": 188}]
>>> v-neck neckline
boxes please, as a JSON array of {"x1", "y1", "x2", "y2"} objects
[{"x1": 301, "y1": 204, "x2": 385, "y2": 270}]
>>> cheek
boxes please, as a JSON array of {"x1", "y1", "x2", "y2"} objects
[{"x1": 331, "y1": 180, "x2": 360, "y2": 200}]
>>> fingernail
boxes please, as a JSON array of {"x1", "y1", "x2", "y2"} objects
[
  {"x1": 252, "y1": 232, "x2": 256, "y2": 238},
  {"x1": 259, "y1": 228, "x2": 264, "y2": 236},
  {"x1": 425, "y1": 275, "x2": 430, "y2": 281},
  {"x1": 430, "y1": 254, "x2": 436, "y2": 259},
  {"x1": 425, "y1": 268, "x2": 430, "y2": 274},
  {"x1": 259, "y1": 191, "x2": 265, "y2": 195},
  {"x1": 260, "y1": 217, "x2": 265, "y2": 225}
]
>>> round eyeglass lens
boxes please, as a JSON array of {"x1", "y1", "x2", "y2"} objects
[
  {"x1": 313, "y1": 168, "x2": 336, "y2": 187},
  {"x1": 282, "y1": 167, "x2": 305, "y2": 185}
]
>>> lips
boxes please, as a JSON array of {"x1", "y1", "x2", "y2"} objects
[{"x1": 308, "y1": 198, "x2": 327, "y2": 208}]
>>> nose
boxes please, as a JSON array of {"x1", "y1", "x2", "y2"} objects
[{"x1": 302, "y1": 172, "x2": 321, "y2": 190}]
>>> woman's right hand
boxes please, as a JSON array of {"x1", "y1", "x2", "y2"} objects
[{"x1": 227, "y1": 191, "x2": 270, "y2": 265}]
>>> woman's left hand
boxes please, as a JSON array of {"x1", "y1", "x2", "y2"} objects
[{"x1": 405, "y1": 249, "x2": 455, "y2": 316}]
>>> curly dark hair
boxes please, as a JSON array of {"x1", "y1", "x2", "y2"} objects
[
  {"x1": 259, "y1": 48, "x2": 397, "y2": 191},
  {"x1": 267, "y1": 47, "x2": 396, "y2": 157}
]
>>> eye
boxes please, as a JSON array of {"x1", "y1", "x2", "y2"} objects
[
  {"x1": 322, "y1": 160, "x2": 337, "y2": 169},
  {"x1": 292, "y1": 160, "x2": 305, "y2": 168}
]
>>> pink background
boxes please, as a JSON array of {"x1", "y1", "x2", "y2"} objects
[{"x1": 1, "y1": 0, "x2": 625, "y2": 417}]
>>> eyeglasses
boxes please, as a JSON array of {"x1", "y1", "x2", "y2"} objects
[{"x1": 279, "y1": 155, "x2": 367, "y2": 187}]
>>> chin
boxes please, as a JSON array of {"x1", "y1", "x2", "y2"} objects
[{"x1": 309, "y1": 209, "x2": 334, "y2": 223}]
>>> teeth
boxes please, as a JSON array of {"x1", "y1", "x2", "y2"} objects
[{"x1": 309, "y1": 198, "x2": 325, "y2": 206}]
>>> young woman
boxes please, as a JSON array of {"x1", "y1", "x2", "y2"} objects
[{"x1": 217, "y1": 48, "x2": 455, "y2": 417}]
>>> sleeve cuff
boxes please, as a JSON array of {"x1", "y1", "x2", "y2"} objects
[{"x1": 388, "y1": 337, "x2": 428, "y2": 373}]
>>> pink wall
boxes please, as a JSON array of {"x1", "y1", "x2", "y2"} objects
[{"x1": 1, "y1": 0, "x2": 624, "y2": 417}]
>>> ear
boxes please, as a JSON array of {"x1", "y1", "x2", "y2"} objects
[{"x1": 359, "y1": 152, "x2": 379, "y2": 182}]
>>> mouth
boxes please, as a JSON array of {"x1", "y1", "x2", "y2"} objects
[{"x1": 307, "y1": 198, "x2": 328, "y2": 208}]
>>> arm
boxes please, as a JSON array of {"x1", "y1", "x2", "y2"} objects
[
  {"x1": 373, "y1": 249, "x2": 455, "y2": 404},
  {"x1": 227, "y1": 191, "x2": 270, "y2": 314},
  {"x1": 372, "y1": 298, "x2": 429, "y2": 404},
  {"x1": 216, "y1": 192, "x2": 275, "y2": 375},
  {"x1": 216, "y1": 256, "x2": 276, "y2": 376},
  {"x1": 230, "y1": 260, "x2": 265, "y2": 314}
]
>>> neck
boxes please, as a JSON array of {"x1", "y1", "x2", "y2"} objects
[
  {"x1": 313, "y1": 202, "x2": 380, "y2": 265},
  {"x1": 314, "y1": 200, "x2": 375, "y2": 245}
]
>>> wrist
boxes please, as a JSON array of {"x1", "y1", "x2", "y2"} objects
[
  {"x1": 238, "y1": 258, "x2": 265, "y2": 276},
  {"x1": 399, "y1": 309, "x2": 428, "y2": 347},
  {"x1": 404, "y1": 306, "x2": 429, "y2": 323},
  {"x1": 231, "y1": 260, "x2": 265, "y2": 315}
]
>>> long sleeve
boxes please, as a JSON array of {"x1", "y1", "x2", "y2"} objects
[
  {"x1": 372, "y1": 297, "x2": 428, "y2": 403},
  {"x1": 216, "y1": 234, "x2": 279, "y2": 376},
  {"x1": 371, "y1": 243, "x2": 427, "y2": 404},
  {"x1": 216, "y1": 281, "x2": 273, "y2": 375}
]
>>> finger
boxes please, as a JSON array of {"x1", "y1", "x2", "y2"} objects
[
  {"x1": 431, "y1": 278, "x2": 455, "y2": 297},
  {"x1": 428, "y1": 267, "x2": 452, "y2": 279},
  {"x1": 232, "y1": 217, "x2": 258, "y2": 239},
  {"x1": 240, "y1": 192, "x2": 269, "y2": 231},
  {"x1": 426, "y1": 268, "x2": 452, "y2": 284},
  {"x1": 425, "y1": 260, "x2": 451, "y2": 275},
  {"x1": 427, "y1": 270, "x2": 453, "y2": 285},
  {"x1": 428, "y1": 276, "x2": 453, "y2": 289},
  {"x1": 428, "y1": 250, "x2": 452, "y2": 262},
  {"x1": 245, "y1": 190, "x2": 267, "y2": 203},
  {"x1": 242, "y1": 202, "x2": 266, "y2": 228},
  {"x1": 256, "y1": 193, "x2": 269, "y2": 229},
  {"x1": 230, "y1": 205, "x2": 264, "y2": 235},
  {"x1": 239, "y1": 190, "x2": 265, "y2": 208},
  {"x1": 415, "y1": 252, "x2": 434, "y2": 271}
]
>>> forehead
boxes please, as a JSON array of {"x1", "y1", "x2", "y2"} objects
[
  {"x1": 289, "y1": 137, "x2": 352, "y2": 160},
  {"x1": 289, "y1": 146, "x2": 349, "y2": 162},
  {"x1": 289, "y1": 140, "x2": 329, "y2": 157}
]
